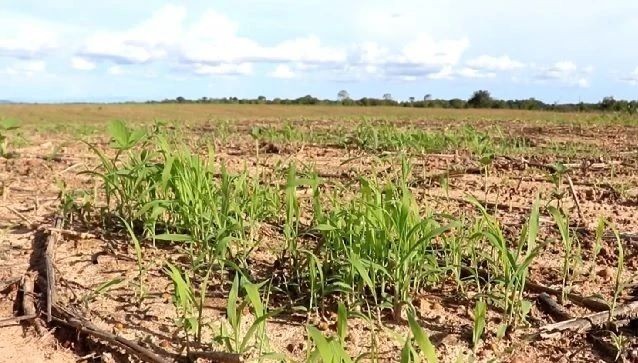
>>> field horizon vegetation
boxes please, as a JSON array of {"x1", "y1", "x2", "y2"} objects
[{"x1": 2, "y1": 103, "x2": 638, "y2": 362}]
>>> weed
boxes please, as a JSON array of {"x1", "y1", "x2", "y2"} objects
[{"x1": 0, "y1": 118, "x2": 20, "y2": 157}]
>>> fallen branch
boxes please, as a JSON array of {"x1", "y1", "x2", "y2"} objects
[
  {"x1": 458, "y1": 265, "x2": 609, "y2": 312},
  {"x1": 44, "y1": 217, "x2": 63, "y2": 322},
  {"x1": 0, "y1": 276, "x2": 21, "y2": 293},
  {"x1": 43, "y1": 227, "x2": 95, "y2": 240},
  {"x1": 0, "y1": 314, "x2": 38, "y2": 327},
  {"x1": 525, "y1": 280, "x2": 610, "y2": 312},
  {"x1": 539, "y1": 300, "x2": 638, "y2": 336},
  {"x1": 2, "y1": 205, "x2": 33, "y2": 226},
  {"x1": 537, "y1": 293, "x2": 573, "y2": 321},
  {"x1": 51, "y1": 304, "x2": 169, "y2": 363},
  {"x1": 21, "y1": 272, "x2": 45, "y2": 336},
  {"x1": 187, "y1": 350, "x2": 245, "y2": 363}
]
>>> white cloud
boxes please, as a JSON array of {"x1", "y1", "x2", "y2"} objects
[
  {"x1": 71, "y1": 56, "x2": 96, "y2": 71},
  {"x1": 107, "y1": 65, "x2": 124, "y2": 75},
  {"x1": 78, "y1": 4, "x2": 186, "y2": 64},
  {"x1": 2, "y1": 60, "x2": 46, "y2": 77},
  {"x1": 74, "y1": 5, "x2": 470, "y2": 81},
  {"x1": 533, "y1": 61, "x2": 592, "y2": 87},
  {"x1": 456, "y1": 67, "x2": 496, "y2": 79},
  {"x1": 190, "y1": 63, "x2": 253, "y2": 76},
  {"x1": 466, "y1": 55, "x2": 525, "y2": 71},
  {"x1": 340, "y1": 35, "x2": 469, "y2": 81},
  {"x1": 269, "y1": 64, "x2": 295, "y2": 79},
  {"x1": 0, "y1": 13, "x2": 61, "y2": 59}
]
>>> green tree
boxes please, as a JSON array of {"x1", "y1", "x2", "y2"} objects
[{"x1": 467, "y1": 90, "x2": 493, "y2": 108}]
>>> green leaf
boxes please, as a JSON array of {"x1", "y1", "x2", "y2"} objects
[
  {"x1": 307, "y1": 326, "x2": 333, "y2": 362},
  {"x1": 337, "y1": 302, "x2": 348, "y2": 344},
  {"x1": 408, "y1": 312, "x2": 437, "y2": 363},
  {"x1": 227, "y1": 274, "x2": 240, "y2": 328},
  {"x1": 93, "y1": 277, "x2": 124, "y2": 295},
  {"x1": 314, "y1": 223, "x2": 336, "y2": 231},
  {"x1": 496, "y1": 323, "x2": 508, "y2": 339},
  {"x1": 351, "y1": 255, "x2": 375, "y2": 298},
  {"x1": 107, "y1": 120, "x2": 129, "y2": 148},
  {"x1": 153, "y1": 233, "x2": 192, "y2": 242},
  {"x1": 520, "y1": 299, "x2": 532, "y2": 317}
]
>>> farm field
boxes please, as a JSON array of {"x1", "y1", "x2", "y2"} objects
[{"x1": 1, "y1": 104, "x2": 638, "y2": 362}]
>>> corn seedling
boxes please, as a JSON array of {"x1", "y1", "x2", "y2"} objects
[
  {"x1": 609, "y1": 225, "x2": 624, "y2": 320},
  {"x1": 469, "y1": 197, "x2": 540, "y2": 329},
  {"x1": 609, "y1": 331, "x2": 629, "y2": 361},
  {"x1": 165, "y1": 263, "x2": 199, "y2": 353},
  {"x1": 0, "y1": 118, "x2": 20, "y2": 158},
  {"x1": 472, "y1": 299, "x2": 487, "y2": 349},
  {"x1": 216, "y1": 274, "x2": 280, "y2": 356},
  {"x1": 122, "y1": 218, "x2": 146, "y2": 302},
  {"x1": 548, "y1": 206, "x2": 575, "y2": 302}
]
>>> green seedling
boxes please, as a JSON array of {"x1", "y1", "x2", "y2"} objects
[{"x1": 0, "y1": 118, "x2": 20, "y2": 157}]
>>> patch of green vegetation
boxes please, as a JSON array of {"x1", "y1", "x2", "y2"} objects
[{"x1": 68, "y1": 119, "x2": 625, "y2": 361}]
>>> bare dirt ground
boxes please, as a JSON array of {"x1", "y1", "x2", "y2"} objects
[{"x1": 2, "y1": 116, "x2": 638, "y2": 362}]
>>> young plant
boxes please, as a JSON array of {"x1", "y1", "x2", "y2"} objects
[
  {"x1": 165, "y1": 263, "x2": 198, "y2": 354},
  {"x1": 0, "y1": 118, "x2": 20, "y2": 158},
  {"x1": 470, "y1": 197, "x2": 540, "y2": 329},
  {"x1": 548, "y1": 206, "x2": 575, "y2": 302},
  {"x1": 122, "y1": 218, "x2": 146, "y2": 302},
  {"x1": 216, "y1": 274, "x2": 279, "y2": 356},
  {"x1": 609, "y1": 225, "x2": 624, "y2": 319},
  {"x1": 472, "y1": 299, "x2": 487, "y2": 349},
  {"x1": 396, "y1": 310, "x2": 438, "y2": 363}
]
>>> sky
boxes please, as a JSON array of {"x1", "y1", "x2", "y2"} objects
[{"x1": 2, "y1": 1, "x2": 638, "y2": 103}]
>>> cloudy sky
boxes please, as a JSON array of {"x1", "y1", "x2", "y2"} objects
[{"x1": 2, "y1": 1, "x2": 638, "y2": 102}]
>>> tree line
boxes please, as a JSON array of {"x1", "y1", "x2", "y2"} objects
[{"x1": 146, "y1": 90, "x2": 638, "y2": 113}]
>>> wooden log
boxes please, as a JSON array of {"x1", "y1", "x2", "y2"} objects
[{"x1": 539, "y1": 300, "x2": 638, "y2": 336}]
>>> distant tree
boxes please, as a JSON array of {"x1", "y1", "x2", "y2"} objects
[
  {"x1": 257, "y1": 95, "x2": 267, "y2": 104},
  {"x1": 337, "y1": 90, "x2": 350, "y2": 101},
  {"x1": 424, "y1": 94, "x2": 432, "y2": 101},
  {"x1": 467, "y1": 90, "x2": 493, "y2": 108},
  {"x1": 176, "y1": 96, "x2": 186, "y2": 103},
  {"x1": 383, "y1": 93, "x2": 393, "y2": 101},
  {"x1": 409, "y1": 97, "x2": 415, "y2": 103},
  {"x1": 600, "y1": 96, "x2": 616, "y2": 111},
  {"x1": 449, "y1": 98, "x2": 465, "y2": 109}
]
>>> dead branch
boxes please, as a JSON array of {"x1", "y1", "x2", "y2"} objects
[
  {"x1": 537, "y1": 293, "x2": 573, "y2": 321},
  {"x1": 187, "y1": 350, "x2": 245, "y2": 363},
  {"x1": 525, "y1": 280, "x2": 610, "y2": 312},
  {"x1": 44, "y1": 217, "x2": 63, "y2": 322},
  {"x1": 2, "y1": 205, "x2": 33, "y2": 226},
  {"x1": 21, "y1": 273, "x2": 45, "y2": 336},
  {"x1": 539, "y1": 300, "x2": 638, "y2": 336},
  {"x1": 43, "y1": 227, "x2": 95, "y2": 240},
  {"x1": 0, "y1": 276, "x2": 22, "y2": 293},
  {"x1": 502, "y1": 156, "x2": 622, "y2": 173},
  {"x1": 0, "y1": 314, "x2": 37, "y2": 327},
  {"x1": 566, "y1": 175, "x2": 585, "y2": 224},
  {"x1": 51, "y1": 304, "x2": 170, "y2": 363}
]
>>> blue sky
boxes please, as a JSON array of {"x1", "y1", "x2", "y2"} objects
[{"x1": 2, "y1": 1, "x2": 638, "y2": 103}]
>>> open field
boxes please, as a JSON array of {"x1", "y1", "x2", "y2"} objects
[{"x1": 2, "y1": 105, "x2": 638, "y2": 362}]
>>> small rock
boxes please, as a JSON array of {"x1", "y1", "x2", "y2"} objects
[
  {"x1": 318, "y1": 320, "x2": 330, "y2": 331},
  {"x1": 159, "y1": 340, "x2": 172, "y2": 348},
  {"x1": 416, "y1": 298, "x2": 431, "y2": 314},
  {"x1": 597, "y1": 266, "x2": 614, "y2": 280}
]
